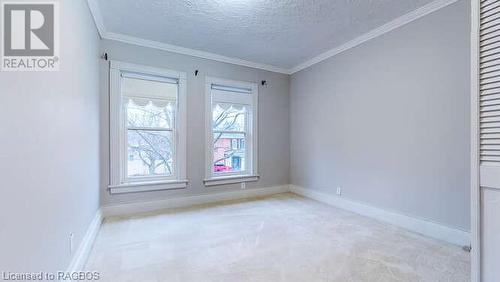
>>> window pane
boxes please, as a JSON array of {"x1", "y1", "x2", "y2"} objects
[
  {"x1": 213, "y1": 132, "x2": 246, "y2": 173},
  {"x1": 212, "y1": 103, "x2": 246, "y2": 131},
  {"x1": 127, "y1": 130, "x2": 174, "y2": 177},
  {"x1": 127, "y1": 98, "x2": 174, "y2": 128}
]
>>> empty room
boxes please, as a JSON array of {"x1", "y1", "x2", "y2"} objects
[{"x1": 1, "y1": 0, "x2": 499, "y2": 281}]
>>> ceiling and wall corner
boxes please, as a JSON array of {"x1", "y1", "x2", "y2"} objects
[{"x1": 87, "y1": 0, "x2": 459, "y2": 75}]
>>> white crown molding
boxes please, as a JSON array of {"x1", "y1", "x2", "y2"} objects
[
  {"x1": 289, "y1": 0, "x2": 460, "y2": 74},
  {"x1": 85, "y1": 0, "x2": 290, "y2": 74},
  {"x1": 86, "y1": 0, "x2": 458, "y2": 75},
  {"x1": 290, "y1": 185, "x2": 470, "y2": 247},
  {"x1": 86, "y1": 0, "x2": 105, "y2": 38},
  {"x1": 103, "y1": 32, "x2": 292, "y2": 74},
  {"x1": 66, "y1": 210, "x2": 103, "y2": 272},
  {"x1": 101, "y1": 185, "x2": 290, "y2": 217}
]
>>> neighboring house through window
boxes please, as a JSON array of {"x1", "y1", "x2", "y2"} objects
[{"x1": 204, "y1": 77, "x2": 259, "y2": 186}]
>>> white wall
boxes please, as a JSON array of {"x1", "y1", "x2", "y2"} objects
[
  {"x1": 99, "y1": 39, "x2": 290, "y2": 205},
  {"x1": 290, "y1": 0, "x2": 470, "y2": 231},
  {"x1": 0, "y1": 0, "x2": 100, "y2": 272}
]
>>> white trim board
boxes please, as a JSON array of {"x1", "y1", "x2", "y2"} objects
[
  {"x1": 289, "y1": 185, "x2": 470, "y2": 247},
  {"x1": 86, "y1": 0, "x2": 458, "y2": 75},
  {"x1": 470, "y1": 0, "x2": 481, "y2": 281},
  {"x1": 101, "y1": 185, "x2": 289, "y2": 217},
  {"x1": 66, "y1": 210, "x2": 103, "y2": 272}
]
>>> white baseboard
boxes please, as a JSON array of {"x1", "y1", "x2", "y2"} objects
[
  {"x1": 66, "y1": 210, "x2": 103, "y2": 272},
  {"x1": 290, "y1": 185, "x2": 470, "y2": 246},
  {"x1": 101, "y1": 185, "x2": 290, "y2": 217},
  {"x1": 64, "y1": 185, "x2": 287, "y2": 271},
  {"x1": 66, "y1": 184, "x2": 468, "y2": 272}
]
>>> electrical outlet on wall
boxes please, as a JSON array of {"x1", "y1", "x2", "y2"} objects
[
  {"x1": 69, "y1": 233, "x2": 74, "y2": 255},
  {"x1": 336, "y1": 187, "x2": 342, "y2": 196},
  {"x1": 241, "y1": 182, "x2": 246, "y2": 189}
]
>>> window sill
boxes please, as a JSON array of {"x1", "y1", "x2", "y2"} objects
[
  {"x1": 204, "y1": 174, "x2": 259, "y2": 187},
  {"x1": 108, "y1": 180, "x2": 188, "y2": 194}
]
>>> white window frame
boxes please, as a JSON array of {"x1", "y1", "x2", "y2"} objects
[
  {"x1": 204, "y1": 76, "x2": 259, "y2": 186},
  {"x1": 108, "y1": 61, "x2": 187, "y2": 194}
]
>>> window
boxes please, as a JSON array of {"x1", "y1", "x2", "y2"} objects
[
  {"x1": 109, "y1": 61, "x2": 187, "y2": 193},
  {"x1": 204, "y1": 77, "x2": 259, "y2": 186}
]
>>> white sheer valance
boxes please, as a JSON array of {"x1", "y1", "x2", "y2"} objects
[
  {"x1": 215, "y1": 103, "x2": 246, "y2": 111},
  {"x1": 126, "y1": 97, "x2": 175, "y2": 108}
]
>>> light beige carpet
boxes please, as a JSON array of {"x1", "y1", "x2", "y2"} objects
[{"x1": 86, "y1": 193, "x2": 469, "y2": 282}]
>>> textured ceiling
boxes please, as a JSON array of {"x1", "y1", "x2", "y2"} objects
[{"x1": 97, "y1": 0, "x2": 435, "y2": 69}]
